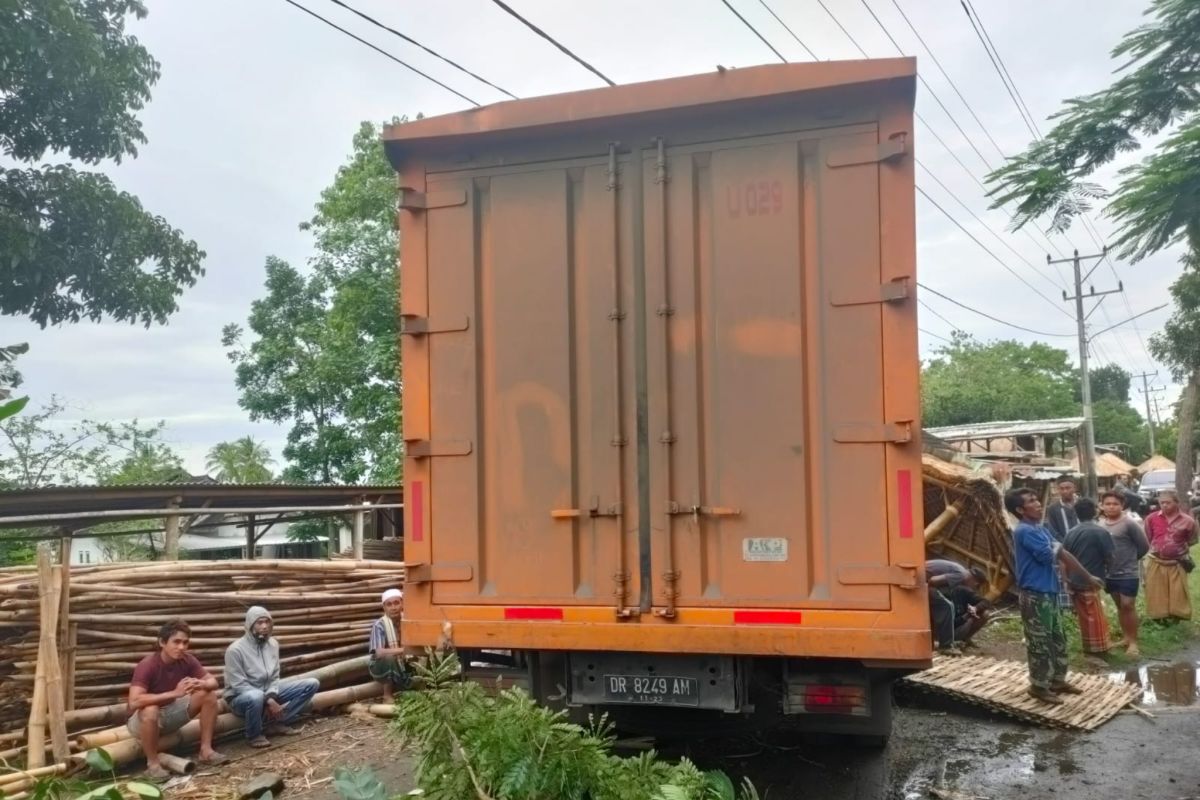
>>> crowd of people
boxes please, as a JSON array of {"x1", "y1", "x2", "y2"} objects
[
  {"x1": 125, "y1": 588, "x2": 411, "y2": 780},
  {"x1": 1008, "y1": 477, "x2": 1196, "y2": 705},
  {"x1": 927, "y1": 476, "x2": 1197, "y2": 705}
]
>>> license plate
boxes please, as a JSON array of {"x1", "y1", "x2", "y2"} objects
[{"x1": 602, "y1": 674, "x2": 700, "y2": 707}]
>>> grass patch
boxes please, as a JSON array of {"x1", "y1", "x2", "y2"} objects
[{"x1": 974, "y1": 542, "x2": 1200, "y2": 669}]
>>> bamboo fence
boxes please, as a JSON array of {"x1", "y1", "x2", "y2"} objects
[{"x1": 0, "y1": 556, "x2": 403, "y2": 769}]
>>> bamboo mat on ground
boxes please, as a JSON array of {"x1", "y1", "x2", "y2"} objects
[{"x1": 901, "y1": 655, "x2": 1142, "y2": 731}]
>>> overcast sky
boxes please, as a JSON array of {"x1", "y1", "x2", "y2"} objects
[{"x1": 0, "y1": 0, "x2": 1182, "y2": 474}]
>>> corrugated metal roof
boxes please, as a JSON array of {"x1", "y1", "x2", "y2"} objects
[{"x1": 924, "y1": 418, "x2": 1086, "y2": 442}]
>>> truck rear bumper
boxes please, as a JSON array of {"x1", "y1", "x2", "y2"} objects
[{"x1": 403, "y1": 611, "x2": 931, "y2": 667}]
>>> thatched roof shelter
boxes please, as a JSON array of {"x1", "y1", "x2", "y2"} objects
[
  {"x1": 1137, "y1": 454, "x2": 1175, "y2": 473},
  {"x1": 922, "y1": 453, "x2": 1013, "y2": 600}
]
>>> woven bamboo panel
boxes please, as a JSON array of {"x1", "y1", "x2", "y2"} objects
[{"x1": 902, "y1": 655, "x2": 1142, "y2": 731}]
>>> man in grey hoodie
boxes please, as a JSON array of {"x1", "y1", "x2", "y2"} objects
[{"x1": 224, "y1": 606, "x2": 319, "y2": 747}]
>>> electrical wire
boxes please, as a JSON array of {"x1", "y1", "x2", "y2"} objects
[
  {"x1": 722, "y1": 0, "x2": 788, "y2": 61},
  {"x1": 810, "y1": 0, "x2": 1072, "y2": 305},
  {"x1": 920, "y1": 327, "x2": 955, "y2": 344},
  {"x1": 279, "y1": 0, "x2": 480, "y2": 105},
  {"x1": 858, "y1": 0, "x2": 994, "y2": 173},
  {"x1": 489, "y1": 0, "x2": 615, "y2": 86},
  {"x1": 919, "y1": 183, "x2": 1074, "y2": 321},
  {"x1": 958, "y1": 0, "x2": 1038, "y2": 139},
  {"x1": 918, "y1": 298, "x2": 959, "y2": 331},
  {"x1": 322, "y1": 0, "x2": 518, "y2": 98},
  {"x1": 887, "y1": 0, "x2": 1003, "y2": 159},
  {"x1": 918, "y1": 283, "x2": 1074, "y2": 338},
  {"x1": 961, "y1": 0, "x2": 1041, "y2": 138},
  {"x1": 755, "y1": 0, "x2": 819, "y2": 60}
]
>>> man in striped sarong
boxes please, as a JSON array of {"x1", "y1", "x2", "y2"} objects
[
  {"x1": 1063, "y1": 498, "x2": 1115, "y2": 654},
  {"x1": 369, "y1": 588, "x2": 412, "y2": 702}
]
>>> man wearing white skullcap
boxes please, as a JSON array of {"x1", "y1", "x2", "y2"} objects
[{"x1": 368, "y1": 588, "x2": 410, "y2": 701}]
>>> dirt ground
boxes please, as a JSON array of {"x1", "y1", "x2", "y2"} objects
[{"x1": 153, "y1": 643, "x2": 1200, "y2": 800}]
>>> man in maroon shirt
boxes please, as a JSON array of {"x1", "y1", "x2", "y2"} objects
[
  {"x1": 127, "y1": 620, "x2": 227, "y2": 779},
  {"x1": 1144, "y1": 490, "x2": 1199, "y2": 621}
]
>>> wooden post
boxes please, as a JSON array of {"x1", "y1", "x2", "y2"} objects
[
  {"x1": 27, "y1": 544, "x2": 69, "y2": 767},
  {"x1": 352, "y1": 497, "x2": 365, "y2": 560},
  {"x1": 246, "y1": 514, "x2": 256, "y2": 560},
  {"x1": 163, "y1": 497, "x2": 182, "y2": 560},
  {"x1": 57, "y1": 532, "x2": 73, "y2": 712}
]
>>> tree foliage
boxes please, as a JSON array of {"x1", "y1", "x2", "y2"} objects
[
  {"x1": 1, "y1": 0, "x2": 204, "y2": 327},
  {"x1": 226, "y1": 121, "x2": 400, "y2": 485},
  {"x1": 0, "y1": 399, "x2": 186, "y2": 563},
  {"x1": 922, "y1": 333, "x2": 1079, "y2": 428},
  {"x1": 985, "y1": 0, "x2": 1200, "y2": 259},
  {"x1": 206, "y1": 436, "x2": 274, "y2": 483},
  {"x1": 1083, "y1": 364, "x2": 1133, "y2": 404},
  {"x1": 1092, "y1": 398, "x2": 1150, "y2": 462},
  {"x1": 1150, "y1": 255, "x2": 1200, "y2": 490},
  {"x1": 393, "y1": 652, "x2": 758, "y2": 800}
]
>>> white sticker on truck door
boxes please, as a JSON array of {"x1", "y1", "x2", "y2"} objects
[{"x1": 742, "y1": 537, "x2": 788, "y2": 562}]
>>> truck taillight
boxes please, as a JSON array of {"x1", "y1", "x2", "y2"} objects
[{"x1": 784, "y1": 678, "x2": 870, "y2": 716}]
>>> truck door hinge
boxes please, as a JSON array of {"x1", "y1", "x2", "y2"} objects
[
  {"x1": 826, "y1": 133, "x2": 908, "y2": 168},
  {"x1": 398, "y1": 188, "x2": 468, "y2": 210},
  {"x1": 832, "y1": 421, "x2": 913, "y2": 444},
  {"x1": 551, "y1": 497, "x2": 622, "y2": 520},
  {"x1": 837, "y1": 563, "x2": 919, "y2": 589},
  {"x1": 406, "y1": 439, "x2": 474, "y2": 458},
  {"x1": 830, "y1": 276, "x2": 910, "y2": 307},
  {"x1": 400, "y1": 314, "x2": 471, "y2": 336},
  {"x1": 406, "y1": 561, "x2": 475, "y2": 584}
]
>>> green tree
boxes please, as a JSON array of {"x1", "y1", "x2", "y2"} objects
[
  {"x1": 1082, "y1": 364, "x2": 1133, "y2": 404},
  {"x1": 985, "y1": 0, "x2": 1200, "y2": 493},
  {"x1": 1092, "y1": 399, "x2": 1150, "y2": 463},
  {"x1": 225, "y1": 121, "x2": 401, "y2": 486},
  {"x1": 205, "y1": 436, "x2": 274, "y2": 483},
  {"x1": 0, "y1": 402, "x2": 185, "y2": 563},
  {"x1": 1, "y1": 0, "x2": 204, "y2": 327},
  {"x1": 1149, "y1": 259, "x2": 1200, "y2": 493},
  {"x1": 922, "y1": 333, "x2": 1079, "y2": 428}
]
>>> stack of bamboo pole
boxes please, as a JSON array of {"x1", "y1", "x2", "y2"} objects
[{"x1": 0, "y1": 559, "x2": 403, "y2": 765}]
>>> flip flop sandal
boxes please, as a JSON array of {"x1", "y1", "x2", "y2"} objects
[
  {"x1": 200, "y1": 752, "x2": 230, "y2": 765},
  {"x1": 144, "y1": 764, "x2": 171, "y2": 781},
  {"x1": 248, "y1": 736, "x2": 272, "y2": 749}
]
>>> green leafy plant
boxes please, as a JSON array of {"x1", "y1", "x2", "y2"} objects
[
  {"x1": 332, "y1": 767, "x2": 390, "y2": 800},
  {"x1": 390, "y1": 652, "x2": 757, "y2": 800}
]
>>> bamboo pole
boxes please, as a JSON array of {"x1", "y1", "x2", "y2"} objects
[
  {"x1": 25, "y1": 545, "x2": 51, "y2": 769},
  {"x1": 162, "y1": 499, "x2": 181, "y2": 561},
  {"x1": 158, "y1": 752, "x2": 194, "y2": 775},
  {"x1": 38, "y1": 565, "x2": 70, "y2": 764},
  {"x1": 73, "y1": 683, "x2": 383, "y2": 768},
  {"x1": 0, "y1": 763, "x2": 68, "y2": 786},
  {"x1": 923, "y1": 500, "x2": 963, "y2": 544}
]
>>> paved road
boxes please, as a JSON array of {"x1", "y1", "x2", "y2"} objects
[{"x1": 688, "y1": 673, "x2": 1200, "y2": 799}]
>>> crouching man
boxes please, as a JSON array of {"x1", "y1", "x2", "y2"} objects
[
  {"x1": 369, "y1": 589, "x2": 412, "y2": 702},
  {"x1": 127, "y1": 620, "x2": 227, "y2": 780},
  {"x1": 224, "y1": 606, "x2": 319, "y2": 748}
]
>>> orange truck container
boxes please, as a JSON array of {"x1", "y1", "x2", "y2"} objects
[{"x1": 384, "y1": 58, "x2": 928, "y2": 741}]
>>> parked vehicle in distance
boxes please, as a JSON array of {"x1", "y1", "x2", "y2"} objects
[
  {"x1": 1139, "y1": 469, "x2": 1180, "y2": 509},
  {"x1": 386, "y1": 58, "x2": 927, "y2": 744}
]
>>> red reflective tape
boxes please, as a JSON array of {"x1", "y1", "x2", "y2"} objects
[
  {"x1": 410, "y1": 480, "x2": 424, "y2": 542},
  {"x1": 897, "y1": 469, "x2": 913, "y2": 539},
  {"x1": 733, "y1": 610, "x2": 802, "y2": 625},
  {"x1": 503, "y1": 607, "x2": 564, "y2": 621}
]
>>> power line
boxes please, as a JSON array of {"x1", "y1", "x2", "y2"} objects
[
  {"x1": 756, "y1": 0, "x2": 819, "y2": 60},
  {"x1": 963, "y1": 0, "x2": 1041, "y2": 138},
  {"x1": 489, "y1": 0, "x2": 615, "y2": 87},
  {"x1": 858, "y1": 0, "x2": 994, "y2": 173},
  {"x1": 279, "y1": 0, "x2": 480, "y2": 106},
  {"x1": 958, "y1": 0, "x2": 1038, "y2": 139},
  {"x1": 918, "y1": 297, "x2": 959, "y2": 331},
  {"x1": 810, "y1": 0, "x2": 1071, "y2": 304},
  {"x1": 322, "y1": 0, "x2": 518, "y2": 99},
  {"x1": 887, "y1": 0, "x2": 1003, "y2": 159},
  {"x1": 721, "y1": 0, "x2": 788, "y2": 61},
  {"x1": 920, "y1": 327, "x2": 955, "y2": 344},
  {"x1": 918, "y1": 186, "x2": 1073, "y2": 320},
  {"x1": 918, "y1": 283, "x2": 1074, "y2": 338}
]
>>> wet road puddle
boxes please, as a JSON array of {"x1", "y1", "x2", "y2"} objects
[
  {"x1": 897, "y1": 730, "x2": 1079, "y2": 799},
  {"x1": 1110, "y1": 661, "x2": 1199, "y2": 706}
]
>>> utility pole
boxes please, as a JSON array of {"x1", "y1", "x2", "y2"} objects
[
  {"x1": 1134, "y1": 371, "x2": 1162, "y2": 455},
  {"x1": 1050, "y1": 248, "x2": 1120, "y2": 499}
]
